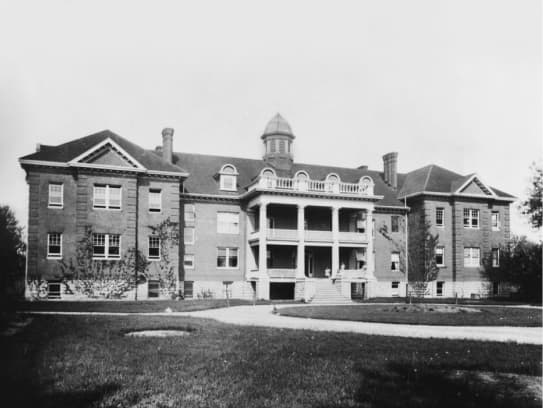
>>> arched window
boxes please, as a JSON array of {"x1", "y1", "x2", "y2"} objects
[
  {"x1": 295, "y1": 171, "x2": 309, "y2": 191},
  {"x1": 260, "y1": 168, "x2": 276, "y2": 188},
  {"x1": 326, "y1": 173, "x2": 340, "y2": 193},
  {"x1": 261, "y1": 168, "x2": 276, "y2": 178},
  {"x1": 358, "y1": 176, "x2": 374, "y2": 195},
  {"x1": 219, "y1": 164, "x2": 238, "y2": 191}
]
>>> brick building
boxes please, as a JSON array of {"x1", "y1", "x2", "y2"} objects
[{"x1": 19, "y1": 114, "x2": 515, "y2": 301}]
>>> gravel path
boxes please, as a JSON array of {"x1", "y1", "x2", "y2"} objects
[{"x1": 21, "y1": 304, "x2": 543, "y2": 344}]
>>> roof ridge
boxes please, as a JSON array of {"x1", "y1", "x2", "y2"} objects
[{"x1": 422, "y1": 164, "x2": 434, "y2": 191}]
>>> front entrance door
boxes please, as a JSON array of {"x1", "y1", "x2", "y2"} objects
[{"x1": 305, "y1": 251, "x2": 314, "y2": 277}]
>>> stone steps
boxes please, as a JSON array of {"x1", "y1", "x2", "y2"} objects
[{"x1": 310, "y1": 279, "x2": 352, "y2": 304}]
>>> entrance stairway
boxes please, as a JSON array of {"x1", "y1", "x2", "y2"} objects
[{"x1": 310, "y1": 279, "x2": 352, "y2": 305}]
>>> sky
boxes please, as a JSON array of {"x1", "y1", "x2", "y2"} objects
[{"x1": 0, "y1": 0, "x2": 541, "y2": 240}]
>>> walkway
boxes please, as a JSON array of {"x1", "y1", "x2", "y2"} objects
[
  {"x1": 23, "y1": 304, "x2": 543, "y2": 345},
  {"x1": 180, "y1": 305, "x2": 543, "y2": 345}
]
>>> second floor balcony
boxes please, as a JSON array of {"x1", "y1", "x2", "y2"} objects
[{"x1": 248, "y1": 174, "x2": 375, "y2": 197}]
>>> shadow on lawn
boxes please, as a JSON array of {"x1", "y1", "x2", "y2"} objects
[
  {"x1": 323, "y1": 362, "x2": 539, "y2": 408},
  {"x1": 6, "y1": 381, "x2": 120, "y2": 408}
]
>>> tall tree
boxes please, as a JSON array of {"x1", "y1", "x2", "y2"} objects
[
  {"x1": 0, "y1": 205, "x2": 26, "y2": 297},
  {"x1": 519, "y1": 162, "x2": 542, "y2": 229}
]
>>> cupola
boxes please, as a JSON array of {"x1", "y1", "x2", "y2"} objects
[{"x1": 261, "y1": 113, "x2": 295, "y2": 170}]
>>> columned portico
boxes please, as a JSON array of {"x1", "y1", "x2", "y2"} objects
[
  {"x1": 331, "y1": 206, "x2": 339, "y2": 278},
  {"x1": 258, "y1": 202, "x2": 270, "y2": 299}
]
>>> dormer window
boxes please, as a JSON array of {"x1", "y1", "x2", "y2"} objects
[
  {"x1": 326, "y1": 174, "x2": 340, "y2": 193},
  {"x1": 295, "y1": 171, "x2": 309, "y2": 191},
  {"x1": 359, "y1": 176, "x2": 374, "y2": 195},
  {"x1": 219, "y1": 164, "x2": 238, "y2": 191},
  {"x1": 260, "y1": 168, "x2": 276, "y2": 188}
]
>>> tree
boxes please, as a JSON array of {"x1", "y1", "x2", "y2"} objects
[
  {"x1": 519, "y1": 162, "x2": 542, "y2": 229},
  {"x1": 485, "y1": 236, "x2": 542, "y2": 302},
  {"x1": 0, "y1": 205, "x2": 26, "y2": 297}
]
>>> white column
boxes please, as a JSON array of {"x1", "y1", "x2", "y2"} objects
[
  {"x1": 331, "y1": 206, "x2": 340, "y2": 278},
  {"x1": 367, "y1": 210, "x2": 374, "y2": 278},
  {"x1": 296, "y1": 205, "x2": 305, "y2": 278},
  {"x1": 258, "y1": 202, "x2": 269, "y2": 299}
]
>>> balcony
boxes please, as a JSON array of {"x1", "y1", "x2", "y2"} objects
[
  {"x1": 247, "y1": 268, "x2": 297, "y2": 279},
  {"x1": 248, "y1": 175, "x2": 375, "y2": 196},
  {"x1": 338, "y1": 231, "x2": 368, "y2": 243},
  {"x1": 304, "y1": 230, "x2": 333, "y2": 242},
  {"x1": 267, "y1": 228, "x2": 298, "y2": 241}
]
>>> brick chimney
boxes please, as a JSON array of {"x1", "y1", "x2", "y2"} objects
[
  {"x1": 382, "y1": 152, "x2": 398, "y2": 189},
  {"x1": 161, "y1": 128, "x2": 174, "y2": 164}
]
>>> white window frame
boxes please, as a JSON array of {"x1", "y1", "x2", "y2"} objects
[
  {"x1": 148, "y1": 236, "x2": 161, "y2": 260},
  {"x1": 92, "y1": 233, "x2": 121, "y2": 260},
  {"x1": 435, "y1": 246, "x2": 445, "y2": 267},
  {"x1": 492, "y1": 248, "x2": 500, "y2": 268},
  {"x1": 219, "y1": 164, "x2": 238, "y2": 191},
  {"x1": 48, "y1": 183, "x2": 64, "y2": 208},
  {"x1": 184, "y1": 204, "x2": 196, "y2": 223},
  {"x1": 491, "y1": 211, "x2": 500, "y2": 231},
  {"x1": 148, "y1": 189, "x2": 162, "y2": 213},
  {"x1": 47, "y1": 233, "x2": 62, "y2": 259},
  {"x1": 184, "y1": 227, "x2": 195, "y2": 244},
  {"x1": 391, "y1": 281, "x2": 400, "y2": 297},
  {"x1": 463, "y1": 247, "x2": 480, "y2": 267},
  {"x1": 391, "y1": 252, "x2": 400, "y2": 271},
  {"x1": 217, "y1": 212, "x2": 240, "y2": 234},
  {"x1": 217, "y1": 247, "x2": 239, "y2": 269},
  {"x1": 93, "y1": 185, "x2": 122, "y2": 210},
  {"x1": 435, "y1": 207, "x2": 444, "y2": 227},
  {"x1": 463, "y1": 208, "x2": 479, "y2": 229},
  {"x1": 183, "y1": 254, "x2": 195, "y2": 269}
]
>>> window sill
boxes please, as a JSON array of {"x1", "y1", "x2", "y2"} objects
[
  {"x1": 149, "y1": 258, "x2": 161, "y2": 262},
  {"x1": 149, "y1": 210, "x2": 162, "y2": 214},
  {"x1": 217, "y1": 267, "x2": 239, "y2": 270},
  {"x1": 93, "y1": 207, "x2": 122, "y2": 211},
  {"x1": 47, "y1": 255, "x2": 62, "y2": 260},
  {"x1": 92, "y1": 257, "x2": 121, "y2": 261},
  {"x1": 48, "y1": 205, "x2": 63, "y2": 209}
]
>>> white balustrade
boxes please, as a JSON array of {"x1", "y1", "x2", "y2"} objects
[
  {"x1": 338, "y1": 231, "x2": 368, "y2": 243},
  {"x1": 304, "y1": 230, "x2": 333, "y2": 242},
  {"x1": 267, "y1": 268, "x2": 297, "y2": 279},
  {"x1": 251, "y1": 175, "x2": 374, "y2": 196},
  {"x1": 267, "y1": 228, "x2": 298, "y2": 241}
]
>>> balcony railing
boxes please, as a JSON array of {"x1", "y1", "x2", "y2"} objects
[
  {"x1": 267, "y1": 228, "x2": 298, "y2": 241},
  {"x1": 338, "y1": 231, "x2": 368, "y2": 243},
  {"x1": 249, "y1": 175, "x2": 375, "y2": 196},
  {"x1": 304, "y1": 230, "x2": 333, "y2": 242}
]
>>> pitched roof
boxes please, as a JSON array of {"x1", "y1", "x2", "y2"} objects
[
  {"x1": 397, "y1": 164, "x2": 514, "y2": 199},
  {"x1": 175, "y1": 151, "x2": 405, "y2": 207},
  {"x1": 20, "y1": 130, "x2": 187, "y2": 174}
]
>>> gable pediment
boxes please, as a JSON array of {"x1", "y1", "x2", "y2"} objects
[
  {"x1": 456, "y1": 175, "x2": 495, "y2": 196},
  {"x1": 69, "y1": 138, "x2": 146, "y2": 170}
]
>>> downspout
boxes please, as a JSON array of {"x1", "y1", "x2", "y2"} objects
[{"x1": 134, "y1": 175, "x2": 139, "y2": 301}]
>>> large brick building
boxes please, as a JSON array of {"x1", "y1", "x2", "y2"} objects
[{"x1": 19, "y1": 114, "x2": 515, "y2": 301}]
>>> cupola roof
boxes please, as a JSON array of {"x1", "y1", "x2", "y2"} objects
[{"x1": 261, "y1": 113, "x2": 295, "y2": 139}]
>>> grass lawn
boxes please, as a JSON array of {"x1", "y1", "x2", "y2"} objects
[
  {"x1": 4, "y1": 298, "x2": 283, "y2": 314},
  {"x1": 278, "y1": 304, "x2": 543, "y2": 327},
  {"x1": 0, "y1": 314, "x2": 541, "y2": 407}
]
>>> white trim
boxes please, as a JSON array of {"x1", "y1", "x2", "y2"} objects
[
  {"x1": 69, "y1": 137, "x2": 146, "y2": 170},
  {"x1": 436, "y1": 246, "x2": 445, "y2": 267},
  {"x1": 93, "y1": 184, "x2": 122, "y2": 210},
  {"x1": 294, "y1": 170, "x2": 309, "y2": 179},
  {"x1": 325, "y1": 173, "x2": 341, "y2": 182},
  {"x1": 492, "y1": 247, "x2": 500, "y2": 268},
  {"x1": 219, "y1": 163, "x2": 239, "y2": 175},
  {"x1": 260, "y1": 167, "x2": 276, "y2": 177},
  {"x1": 463, "y1": 247, "x2": 481, "y2": 268},
  {"x1": 217, "y1": 247, "x2": 239, "y2": 269},
  {"x1": 184, "y1": 227, "x2": 195, "y2": 245},
  {"x1": 491, "y1": 211, "x2": 501, "y2": 231},
  {"x1": 455, "y1": 174, "x2": 497, "y2": 197},
  {"x1": 398, "y1": 191, "x2": 515, "y2": 202},
  {"x1": 19, "y1": 159, "x2": 69, "y2": 167},
  {"x1": 47, "y1": 233, "x2": 63, "y2": 259},
  {"x1": 92, "y1": 233, "x2": 121, "y2": 260},
  {"x1": 48, "y1": 182, "x2": 64, "y2": 209}
]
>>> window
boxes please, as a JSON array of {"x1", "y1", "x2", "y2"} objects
[
  {"x1": 219, "y1": 165, "x2": 237, "y2": 191},
  {"x1": 148, "y1": 280, "x2": 160, "y2": 298},
  {"x1": 148, "y1": 236, "x2": 160, "y2": 260},
  {"x1": 184, "y1": 227, "x2": 195, "y2": 244},
  {"x1": 148, "y1": 189, "x2": 162, "y2": 212},
  {"x1": 464, "y1": 247, "x2": 480, "y2": 267},
  {"x1": 492, "y1": 248, "x2": 500, "y2": 267},
  {"x1": 491, "y1": 211, "x2": 500, "y2": 231},
  {"x1": 435, "y1": 246, "x2": 445, "y2": 267},
  {"x1": 391, "y1": 216, "x2": 400, "y2": 233},
  {"x1": 217, "y1": 212, "x2": 239, "y2": 234},
  {"x1": 217, "y1": 247, "x2": 238, "y2": 268},
  {"x1": 391, "y1": 281, "x2": 400, "y2": 297},
  {"x1": 93, "y1": 185, "x2": 121, "y2": 209},
  {"x1": 463, "y1": 208, "x2": 479, "y2": 229},
  {"x1": 270, "y1": 140, "x2": 277, "y2": 153},
  {"x1": 184, "y1": 255, "x2": 194, "y2": 269},
  {"x1": 436, "y1": 207, "x2": 444, "y2": 227},
  {"x1": 92, "y1": 233, "x2": 121, "y2": 259},
  {"x1": 278, "y1": 140, "x2": 286, "y2": 153},
  {"x1": 184, "y1": 281, "x2": 194, "y2": 299},
  {"x1": 47, "y1": 233, "x2": 62, "y2": 258},
  {"x1": 47, "y1": 282, "x2": 61, "y2": 299},
  {"x1": 436, "y1": 281, "x2": 444, "y2": 296},
  {"x1": 391, "y1": 252, "x2": 400, "y2": 271},
  {"x1": 48, "y1": 183, "x2": 63, "y2": 208},
  {"x1": 184, "y1": 204, "x2": 196, "y2": 223}
]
